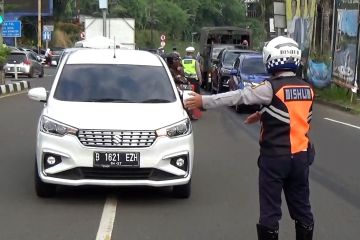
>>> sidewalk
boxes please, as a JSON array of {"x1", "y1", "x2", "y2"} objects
[{"x1": 0, "y1": 78, "x2": 31, "y2": 97}]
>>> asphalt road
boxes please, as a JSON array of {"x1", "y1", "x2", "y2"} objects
[{"x1": 0, "y1": 67, "x2": 360, "y2": 239}]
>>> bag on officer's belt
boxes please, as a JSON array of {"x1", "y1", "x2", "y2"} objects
[{"x1": 307, "y1": 142, "x2": 315, "y2": 165}]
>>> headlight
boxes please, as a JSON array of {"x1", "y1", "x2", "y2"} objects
[
  {"x1": 40, "y1": 116, "x2": 78, "y2": 136},
  {"x1": 156, "y1": 119, "x2": 192, "y2": 138}
]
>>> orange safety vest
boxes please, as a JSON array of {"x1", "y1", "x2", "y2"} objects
[{"x1": 259, "y1": 76, "x2": 314, "y2": 156}]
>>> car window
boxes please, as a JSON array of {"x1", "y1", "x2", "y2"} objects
[
  {"x1": 241, "y1": 58, "x2": 267, "y2": 75},
  {"x1": 29, "y1": 53, "x2": 37, "y2": 60},
  {"x1": 211, "y1": 48, "x2": 223, "y2": 59},
  {"x1": 223, "y1": 52, "x2": 241, "y2": 65},
  {"x1": 7, "y1": 53, "x2": 26, "y2": 63},
  {"x1": 54, "y1": 64, "x2": 177, "y2": 103}
]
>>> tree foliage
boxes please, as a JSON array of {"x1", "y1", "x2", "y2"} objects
[{"x1": 53, "y1": 0, "x2": 264, "y2": 48}]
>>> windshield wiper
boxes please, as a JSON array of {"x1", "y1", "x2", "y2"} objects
[
  {"x1": 141, "y1": 99, "x2": 171, "y2": 103},
  {"x1": 88, "y1": 98, "x2": 131, "y2": 103}
]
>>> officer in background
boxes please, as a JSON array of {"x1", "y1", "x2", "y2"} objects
[
  {"x1": 182, "y1": 46, "x2": 203, "y2": 94},
  {"x1": 185, "y1": 36, "x2": 315, "y2": 240}
]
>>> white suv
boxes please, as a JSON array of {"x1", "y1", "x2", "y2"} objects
[{"x1": 28, "y1": 49, "x2": 194, "y2": 198}]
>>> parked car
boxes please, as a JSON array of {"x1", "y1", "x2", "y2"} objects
[
  {"x1": 211, "y1": 48, "x2": 257, "y2": 94},
  {"x1": 228, "y1": 53, "x2": 270, "y2": 112},
  {"x1": 28, "y1": 49, "x2": 194, "y2": 198},
  {"x1": 4, "y1": 50, "x2": 44, "y2": 78}
]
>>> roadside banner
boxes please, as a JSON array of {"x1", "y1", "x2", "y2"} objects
[{"x1": 332, "y1": 3, "x2": 359, "y2": 90}]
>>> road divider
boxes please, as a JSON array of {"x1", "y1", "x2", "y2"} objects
[{"x1": 0, "y1": 81, "x2": 30, "y2": 97}]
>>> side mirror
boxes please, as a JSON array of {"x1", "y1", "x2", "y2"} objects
[
  {"x1": 212, "y1": 59, "x2": 219, "y2": 64},
  {"x1": 230, "y1": 69, "x2": 238, "y2": 76},
  {"x1": 28, "y1": 87, "x2": 48, "y2": 102}
]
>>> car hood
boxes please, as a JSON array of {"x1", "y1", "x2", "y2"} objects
[
  {"x1": 222, "y1": 64, "x2": 233, "y2": 69},
  {"x1": 44, "y1": 100, "x2": 187, "y2": 130},
  {"x1": 240, "y1": 73, "x2": 270, "y2": 83}
]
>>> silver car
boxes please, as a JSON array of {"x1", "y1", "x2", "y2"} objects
[{"x1": 5, "y1": 51, "x2": 44, "y2": 78}]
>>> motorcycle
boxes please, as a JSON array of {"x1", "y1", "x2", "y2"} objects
[{"x1": 176, "y1": 75, "x2": 202, "y2": 120}]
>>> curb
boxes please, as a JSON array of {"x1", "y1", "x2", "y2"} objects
[
  {"x1": 0, "y1": 81, "x2": 31, "y2": 96},
  {"x1": 315, "y1": 98, "x2": 360, "y2": 115}
]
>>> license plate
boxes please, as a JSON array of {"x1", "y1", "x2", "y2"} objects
[{"x1": 93, "y1": 152, "x2": 140, "y2": 168}]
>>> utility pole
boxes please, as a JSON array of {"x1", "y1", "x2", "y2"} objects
[
  {"x1": 99, "y1": 0, "x2": 108, "y2": 37},
  {"x1": 38, "y1": 0, "x2": 42, "y2": 54}
]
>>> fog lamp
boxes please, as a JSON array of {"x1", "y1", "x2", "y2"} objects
[{"x1": 176, "y1": 158, "x2": 185, "y2": 167}]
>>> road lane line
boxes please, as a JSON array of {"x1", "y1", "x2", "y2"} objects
[
  {"x1": 324, "y1": 118, "x2": 360, "y2": 130},
  {"x1": 96, "y1": 195, "x2": 118, "y2": 240}
]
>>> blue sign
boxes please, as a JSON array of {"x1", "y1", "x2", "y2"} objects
[
  {"x1": 2, "y1": 21, "x2": 22, "y2": 38},
  {"x1": 43, "y1": 31, "x2": 51, "y2": 41}
]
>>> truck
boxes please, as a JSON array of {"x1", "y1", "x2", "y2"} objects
[
  {"x1": 83, "y1": 17, "x2": 135, "y2": 49},
  {"x1": 198, "y1": 26, "x2": 251, "y2": 90}
]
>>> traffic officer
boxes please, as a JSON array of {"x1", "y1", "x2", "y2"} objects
[
  {"x1": 182, "y1": 46, "x2": 203, "y2": 94},
  {"x1": 185, "y1": 36, "x2": 315, "y2": 240}
]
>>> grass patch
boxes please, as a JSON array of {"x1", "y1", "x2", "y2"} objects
[{"x1": 315, "y1": 84, "x2": 360, "y2": 114}]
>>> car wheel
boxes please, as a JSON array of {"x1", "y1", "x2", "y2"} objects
[
  {"x1": 28, "y1": 68, "x2": 35, "y2": 78},
  {"x1": 39, "y1": 68, "x2": 44, "y2": 78},
  {"x1": 34, "y1": 160, "x2": 56, "y2": 198},
  {"x1": 172, "y1": 180, "x2": 191, "y2": 198}
]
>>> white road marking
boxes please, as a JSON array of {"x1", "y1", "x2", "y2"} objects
[
  {"x1": 324, "y1": 118, "x2": 360, "y2": 130},
  {"x1": 96, "y1": 195, "x2": 118, "y2": 240}
]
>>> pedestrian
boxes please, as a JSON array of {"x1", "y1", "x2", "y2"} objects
[
  {"x1": 182, "y1": 46, "x2": 203, "y2": 94},
  {"x1": 165, "y1": 52, "x2": 186, "y2": 85},
  {"x1": 172, "y1": 47, "x2": 181, "y2": 59},
  {"x1": 242, "y1": 39, "x2": 249, "y2": 48},
  {"x1": 185, "y1": 36, "x2": 315, "y2": 240},
  {"x1": 45, "y1": 48, "x2": 52, "y2": 66},
  {"x1": 166, "y1": 52, "x2": 201, "y2": 120}
]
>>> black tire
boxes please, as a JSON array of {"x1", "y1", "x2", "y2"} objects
[
  {"x1": 172, "y1": 180, "x2": 191, "y2": 199},
  {"x1": 39, "y1": 68, "x2": 44, "y2": 78},
  {"x1": 34, "y1": 160, "x2": 56, "y2": 198}
]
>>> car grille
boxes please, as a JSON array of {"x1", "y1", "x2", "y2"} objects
[
  {"x1": 78, "y1": 130, "x2": 157, "y2": 148},
  {"x1": 48, "y1": 167, "x2": 182, "y2": 181}
]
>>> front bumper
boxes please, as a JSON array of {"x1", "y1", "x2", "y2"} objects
[{"x1": 36, "y1": 131, "x2": 194, "y2": 187}]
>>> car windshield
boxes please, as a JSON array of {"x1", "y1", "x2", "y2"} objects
[
  {"x1": 211, "y1": 48, "x2": 223, "y2": 59},
  {"x1": 54, "y1": 64, "x2": 177, "y2": 103},
  {"x1": 223, "y1": 52, "x2": 241, "y2": 65},
  {"x1": 242, "y1": 58, "x2": 267, "y2": 75},
  {"x1": 7, "y1": 53, "x2": 26, "y2": 64}
]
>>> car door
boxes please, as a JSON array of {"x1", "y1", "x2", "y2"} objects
[
  {"x1": 229, "y1": 57, "x2": 241, "y2": 91},
  {"x1": 212, "y1": 49, "x2": 224, "y2": 91},
  {"x1": 29, "y1": 52, "x2": 41, "y2": 74}
]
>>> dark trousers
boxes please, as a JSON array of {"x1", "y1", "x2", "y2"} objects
[{"x1": 258, "y1": 152, "x2": 314, "y2": 230}]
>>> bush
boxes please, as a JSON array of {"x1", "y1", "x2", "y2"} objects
[{"x1": 0, "y1": 45, "x2": 11, "y2": 67}]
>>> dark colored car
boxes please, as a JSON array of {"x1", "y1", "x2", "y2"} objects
[
  {"x1": 211, "y1": 48, "x2": 256, "y2": 94},
  {"x1": 4, "y1": 50, "x2": 44, "y2": 78},
  {"x1": 201, "y1": 44, "x2": 238, "y2": 91},
  {"x1": 228, "y1": 53, "x2": 270, "y2": 112}
]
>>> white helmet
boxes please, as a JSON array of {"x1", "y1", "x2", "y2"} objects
[
  {"x1": 263, "y1": 36, "x2": 301, "y2": 74},
  {"x1": 185, "y1": 46, "x2": 195, "y2": 53}
]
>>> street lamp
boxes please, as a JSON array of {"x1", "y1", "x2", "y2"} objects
[{"x1": 191, "y1": 32, "x2": 198, "y2": 46}]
